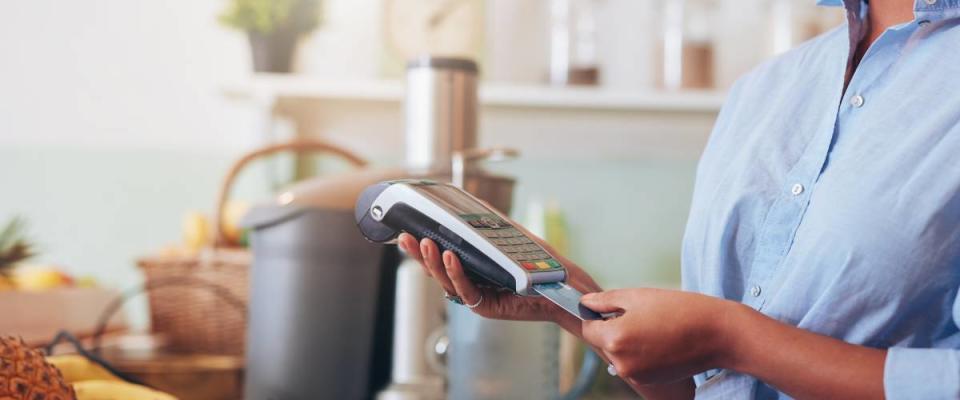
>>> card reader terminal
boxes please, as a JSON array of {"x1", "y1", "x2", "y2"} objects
[{"x1": 356, "y1": 179, "x2": 606, "y2": 320}]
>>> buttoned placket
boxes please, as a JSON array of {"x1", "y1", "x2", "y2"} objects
[
  {"x1": 742, "y1": 1, "x2": 920, "y2": 310},
  {"x1": 741, "y1": 4, "x2": 929, "y2": 311}
]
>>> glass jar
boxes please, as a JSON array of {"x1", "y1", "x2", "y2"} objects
[
  {"x1": 658, "y1": 0, "x2": 718, "y2": 90},
  {"x1": 548, "y1": 0, "x2": 601, "y2": 86}
]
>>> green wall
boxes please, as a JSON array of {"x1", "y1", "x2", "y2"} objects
[{"x1": 0, "y1": 145, "x2": 697, "y2": 327}]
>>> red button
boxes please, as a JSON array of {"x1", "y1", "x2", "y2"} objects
[{"x1": 522, "y1": 262, "x2": 538, "y2": 271}]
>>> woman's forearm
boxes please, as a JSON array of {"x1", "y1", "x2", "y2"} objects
[{"x1": 723, "y1": 304, "x2": 886, "y2": 399}]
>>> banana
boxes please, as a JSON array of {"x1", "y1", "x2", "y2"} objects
[
  {"x1": 46, "y1": 355, "x2": 121, "y2": 383},
  {"x1": 73, "y1": 380, "x2": 177, "y2": 400}
]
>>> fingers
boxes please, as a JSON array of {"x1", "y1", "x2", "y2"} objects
[
  {"x1": 398, "y1": 234, "x2": 482, "y2": 307},
  {"x1": 582, "y1": 318, "x2": 626, "y2": 363},
  {"x1": 397, "y1": 233, "x2": 423, "y2": 263},
  {"x1": 420, "y1": 238, "x2": 456, "y2": 294},
  {"x1": 580, "y1": 320, "x2": 609, "y2": 353},
  {"x1": 580, "y1": 290, "x2": 628, "y2": 314},
  {"x1": 442, "y1": 250, "x2": 484, "y2": 306}
]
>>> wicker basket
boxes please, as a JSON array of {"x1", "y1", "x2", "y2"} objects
[{"x1": 137, "y1": 140, "x2": 366, "y2": 355}]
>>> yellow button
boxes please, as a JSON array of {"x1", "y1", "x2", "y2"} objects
[{"x1": 536, "y1": 261, "x2": 551, "y2": 270}]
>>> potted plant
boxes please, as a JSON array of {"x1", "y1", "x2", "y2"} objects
[{"x1": 220, "y1": 0, "x2": 322, "y2": 73}]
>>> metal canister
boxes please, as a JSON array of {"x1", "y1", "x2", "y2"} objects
[{"x1": 404, "y1": 57, "x2": 479, "y2": 174}]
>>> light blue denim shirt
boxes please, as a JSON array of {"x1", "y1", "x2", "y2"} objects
[{"x1": 681, "y1": 0, "x2": 960, "y2": 398}]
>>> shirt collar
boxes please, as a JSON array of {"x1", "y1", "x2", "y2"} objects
[{"x1": 817, "y1": 0, "x2": 960, "y2": 18}]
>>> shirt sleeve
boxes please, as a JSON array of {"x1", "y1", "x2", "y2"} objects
[{"x1": 883, "y1": 290, "x2": 960, "y2": 400}]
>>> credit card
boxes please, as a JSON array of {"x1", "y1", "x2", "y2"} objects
[{"x1": 533, "y1": 282, "x2": 606, "y2": 321}]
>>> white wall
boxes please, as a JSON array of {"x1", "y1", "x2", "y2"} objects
[
  {"x1": 0, "y1": 0, "x2": 268, "y2": 328},
  {"x1": 0, "y1": 0, "x2": 259, "y2": 150}
]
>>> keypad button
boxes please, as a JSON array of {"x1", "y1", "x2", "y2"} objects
[
  {"x1": 535, "y1": 261, "x2": 552, "y2": 270},
  {"x1": 546, "y1": 259, "x2": 562, "y2": 268},
  {"x1": 530, "y1": 252, "x2": 550, "y2": 260},
  {"x1": 522, "y1": 262, "x2": 538, "y2": 271}
]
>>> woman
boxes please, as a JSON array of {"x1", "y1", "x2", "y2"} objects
[{"x1": 398, "y1": 0, "x2": 960, "y2": 398}]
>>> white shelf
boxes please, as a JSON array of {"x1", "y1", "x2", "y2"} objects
[{"x1": 223, "y1": 73, "x2": 726, "y2": 113}]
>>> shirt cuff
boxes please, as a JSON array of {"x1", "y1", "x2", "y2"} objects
[{"x1": 884, "y1": 347, "x2": 960, "y2": 400}]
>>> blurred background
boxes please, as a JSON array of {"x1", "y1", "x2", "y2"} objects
[{"x1": 0, "y1": 0, "x2": 843, "y2": 398}]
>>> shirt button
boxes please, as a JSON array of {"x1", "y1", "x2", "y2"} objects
[
  {"x1": 791, "y1": 183, "x2": 804, "y2": 195},
  {"x1": 850, "y1": 95, "x2": 865, "y2": 108},
  {"x1": 750, "y1": 285, "x2": 762, "y2": 297}
]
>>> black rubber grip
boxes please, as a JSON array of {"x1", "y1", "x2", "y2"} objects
[{"x1": 382, "y1": 202, "x2": 517, "y2": 291}]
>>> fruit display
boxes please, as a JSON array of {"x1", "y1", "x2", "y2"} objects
[
  {"x1": 45, "y1": 355, "x2": 121, "y2": 384},
  {"x1": 181, "y1": 212, "x2": 211, "y2": 251},
  {"x1": 0, "y1": 218, "x2": 34, "y2": 273},
  {"x1": 0, "y1": 339, "x2": 179, "y2": 400},
  {"x1": 179, "y1": 201, "x2": 250, "y2": 252},
  {"x1": 0, "y1": 217, "x2": 94, "y2": 292},
  {"x1": 72, "y1": 380, "x2": 176, "y2": 400},
  {"x1": 11, "y1": 267, "x2": 75, "y2": 292},
  {"x1": 0, "y1": 217, "x2": 35, "y2": 292},
  {"x1": 0, "y1": 336, "x2": 76, "y2": 400},
  {"x1": 220, "y1": 201, "x2": 250, "y2": 245}
]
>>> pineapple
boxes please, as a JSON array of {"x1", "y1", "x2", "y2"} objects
[
  {"x1": 0, "y1": 336, "x2": 76, "y2": 400},
  {"x1": 0, "y1": 217, "x2": 36, "y2": 291}
]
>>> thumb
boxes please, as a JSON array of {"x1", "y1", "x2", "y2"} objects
[{"x1": 580, "y1": 290, "x2": 626, "y2": 314}]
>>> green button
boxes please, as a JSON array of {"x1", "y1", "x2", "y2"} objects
[{"x1": 546, "y1": 259, "x2": 562, "y2": 268}]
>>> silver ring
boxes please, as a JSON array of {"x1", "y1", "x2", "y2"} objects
[
  {"x1": 464, "y1": 294, "x2": 483, "y2": 309},
  {"x1": 607, "y1": 364, "x2": 618, "y2": 376},
  {"x1": 444, "y1": 292, "x2": 464, "y2": 305}
]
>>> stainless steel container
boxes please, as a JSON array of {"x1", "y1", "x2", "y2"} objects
[{"x1": 404, "y1": 57, "x2": 479, "y2": 174}]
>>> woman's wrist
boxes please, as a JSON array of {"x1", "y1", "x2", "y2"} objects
[{"x1": 711, "y1": 300, "x2": 759, "y2": 373}]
